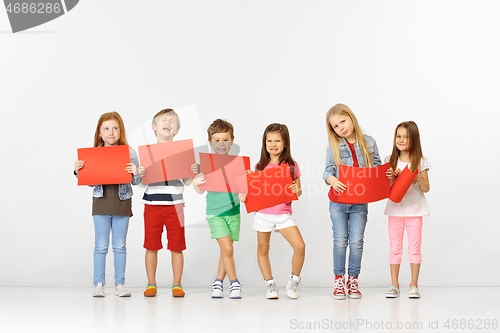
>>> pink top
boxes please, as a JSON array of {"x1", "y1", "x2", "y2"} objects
[{"x1": 257, "y1": 161, "x2": 301, "y2": 215}]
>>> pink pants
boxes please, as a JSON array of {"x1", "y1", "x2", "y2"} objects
[{"x1": 388, "y1": 216, "x2": 423, "y2": 264}]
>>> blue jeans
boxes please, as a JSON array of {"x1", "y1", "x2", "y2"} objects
[
  {"x1": 329, "y1": 201, "x2": 368, "y2": 277},
  {"x1": 93, "y1": 215, "x2": 130, "y2": 286}
]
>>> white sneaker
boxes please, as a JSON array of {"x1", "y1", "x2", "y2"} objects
[
  {"x1": 409, "y1": 286, "x2": 421, "y2": 298},
  {"x1": 385, "y1": 286, "x2": 400, "y2": 298},
  {"x1": 211, "y1": 280, "x2": 223, "y2": 298},
  {"x1": 286, "y1": 274, "x2": 301, "y2": 299},
  {"x1": 229, "y1": 281, "x2": 242, "y2": 299},
  {"x1": 93, "y1": 283, "x2": 105, "y2": 297},
  {"x1": 265, "y1": 279, "x2": 279, "y2": 299},
  {"x1": 115, "y1": 284, "x2": 131, "y2": 297}
]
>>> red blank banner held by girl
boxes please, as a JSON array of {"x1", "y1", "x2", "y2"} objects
[
  {"x1": 199, "y1": 153, "x2": 251, "y2": 193},
  {"x1": 329, "y1": 163, "x2": 391, "y2": 204},
  {"x1": 389, "y1": 165, "x2": 418, "y2": 203},
  {"x1": 77, "y1": 145, "x2": 131, "y2": 185},
  {"x1": 236, "y1": 164, "x2": 298, "y2": 213},
  {"x1": 138, "y1": 139, "x2": 195, "y2": 184}
]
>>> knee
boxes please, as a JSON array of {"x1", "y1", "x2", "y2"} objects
[
  {"x1": 113, "y1": 242, "x2": 127, "y2": 253},
  {"x1": 258, "y1": 243, "x2": 270, "y2": 255},
  {"x1": 294, "y1": 241, "x2": 305, "y2": 256},
  {"x1": 94, "y1": 244, "x2": 108, "y2": 254},
  {"x1": 220, "y1": 245, "x2": 234, "y2": 258},
  {"x1": 333, "y1": 237, "x2": 347, "y2": 249},
  {"x1": 349, "y1": 238, "x2": 364, "y2": 251}
]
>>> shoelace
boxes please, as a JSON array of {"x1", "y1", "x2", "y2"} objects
[
  {"x1": 348, "y1": 279, "x2": 360, "y2": 293},
  {"x1": 333, "y1": 278, "x2": 345, "y2": 294},
  {"x1": 268, "y1": 282, "x2": 278, "y2": 294},
  {"x1": 289, "y1": 281, "x2": 299, "y2": 292}
]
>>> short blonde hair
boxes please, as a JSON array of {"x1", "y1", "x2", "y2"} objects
[{"x1": 152, "y1": 108, "x2": 180, "y2": 128}]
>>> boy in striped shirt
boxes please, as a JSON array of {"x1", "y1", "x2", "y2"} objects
[{"x1": 138, "y1": 109, "x2": 198, "y2": 297}]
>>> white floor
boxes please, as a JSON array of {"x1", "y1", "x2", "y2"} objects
[{"x1": 0, "y1": 287, "x2": 498, "y2": 333}]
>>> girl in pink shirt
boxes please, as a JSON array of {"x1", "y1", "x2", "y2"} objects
[{"x1": 239, "y1": 123, "x2": 305, "y2": 299}]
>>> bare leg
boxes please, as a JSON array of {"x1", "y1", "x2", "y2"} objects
[
  {"x1": 145, "y1": 250, "x2": 158, "y2": 286},
  {"x1": 390, "y1": 264, "x2": 400, "y2": 288},
  {"x1": 278, "y1": 226, "x2": 305, "y2": 276},
  {"x1": 216, "y1": 236, "x2": 237, "y2": 281},
  {"x1": 215, "y1": 256, "x2": 226, "y2": 281},
  {"x1": 410, "y1": 263, "x2": 420, "y2": 288},
  {"x1": 171, "y1": 251, "x2": 184, "y2": 286},
  {"x1": 257, "y1": 232, "x2": 272, "y2": 280}
]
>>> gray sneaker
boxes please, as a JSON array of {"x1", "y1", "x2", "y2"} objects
[{"x1": 93, "y1": 283, "x2": 105, "y2": 297}]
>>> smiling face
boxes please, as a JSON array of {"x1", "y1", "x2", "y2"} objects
[
  {"x1": 329, "y1": 114, "x2": 356, "y2": 143},
  {"x1": 395, "y1": 126, "x2": 410, "y2": 152},
  {"x1": 266, "y1": 131, "x2": 285, "y2": 159},
  {"x1": 210, "y1": 132, "x2": 234, "y2": 155},
  {"x1": 99, "y1": 119, "x2": 121, "y2": 146},
  {"x1": 152, "y1": 114, "x2": 179, "y2": 142}
]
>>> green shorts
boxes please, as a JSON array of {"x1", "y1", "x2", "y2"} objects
[{"x1": 206, "y1": 214, "x2": 241, "y2": 241}]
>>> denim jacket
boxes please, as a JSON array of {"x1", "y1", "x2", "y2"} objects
[
  {"x1": 75, "y1": 147, "x2": 141, "y2": 200},
  {"x1": 323, "y1": 135, "x2": 381, "y2": 182}
]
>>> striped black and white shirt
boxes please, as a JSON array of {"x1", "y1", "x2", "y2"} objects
[{"x1": 142, "y1": 179, "x2": 185, "y2": 205}]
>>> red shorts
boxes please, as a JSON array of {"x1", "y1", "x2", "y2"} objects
[{"x1": 143, "y1": 204, "x2": 186, "y2": 251}]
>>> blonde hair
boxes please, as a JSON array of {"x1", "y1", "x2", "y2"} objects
[
  {"x1": 93, "y1": 112, "x2": 128, "y2": 147},
  {"x1": 152, "y1": 108, "x2": 180, "y2": 137},
  {"x1": 326, "y1": 104, "x2": 373, "y2": 167}
]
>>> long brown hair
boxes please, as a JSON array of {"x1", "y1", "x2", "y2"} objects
[
  {"x1": 326, "y1": 104, "x2": 373, "y2": 167},
  {"x1": 93, "y1": 112, "x2": 129, "y2": 147},
  {"x1": 389, "y1": 121, "x2": 423, "y2": 172},
  {"x1": 256, "y1": 123, "x2": 297, "y2": 179}
]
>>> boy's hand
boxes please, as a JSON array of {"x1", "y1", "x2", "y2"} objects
[
  {"x1": 238, "y1": 193, "x2": 247, "y2": 202},
  {"x1": 74, "y1": 160, "x2": 85, "y2": 174},
  {"x1": 138, "y1": 166, "x2": 146, "y2": 177},
  {"x1": 191, "y1": 163, "x2": 200, "y2": 174},
  {"x1": 126, "y1": 163, "x2": 138, "y2": 176},
  {"x1": 192, "y1": 173, "x2": 206, "y2": 186}
]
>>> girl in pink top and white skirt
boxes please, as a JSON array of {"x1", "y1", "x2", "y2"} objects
[{"x1": 239, "y1": 123, "x2": 305, "y2": 300}]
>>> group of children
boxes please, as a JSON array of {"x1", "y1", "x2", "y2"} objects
[{"x1": 74, "y1": 104, "x2": 430, "y2": 300}]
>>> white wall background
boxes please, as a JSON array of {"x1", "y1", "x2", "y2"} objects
[{"x1": 1, "y1": 0, "x2": 499, "y2": 288}]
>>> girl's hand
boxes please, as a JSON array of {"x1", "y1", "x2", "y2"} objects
[
  {"x1": 245, "y1": 169, "x2": 253, "y2": 174},
  {"x1": 126, "y1": 163, "x2": 138, "y2": 176},
  {"x1": 330, "y1": 177, "x2": 347, "y2": 194},
  {"x1": 386, "y1": 167, "x2": 394, "y2": 180},
  {"x1": 191, "y1": 163, "x2": 200, "y2": 174},
  {"x1": 74, "y1": 160, "x2": 85, "y2": 174},
  {"x1": 138, "y1": 166, "x2": 146, "y2": 177},
  {"x1": 289, "y1": 183, "x2": 299, "y2": 194},
  {"x1": 393, "y1": 168, "x2": 401, "y2": 178},
  {"x1": 192, "y1": 173, "x2": 206, "y2": 186},
  {"x1": 238, "y1": 193, "x2": 247, "y2": 202}
]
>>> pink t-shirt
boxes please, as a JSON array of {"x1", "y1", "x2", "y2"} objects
[{"x1": 257, "y1": 161, "x2": 301, "y2": 215}]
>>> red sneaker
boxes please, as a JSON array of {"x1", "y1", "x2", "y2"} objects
[
  {"x1": 347, "y1": 276, "x2": 362, "y2": 299},
  {"x1": 332, "y1": 275, "x2": 346, "y2": 300}
]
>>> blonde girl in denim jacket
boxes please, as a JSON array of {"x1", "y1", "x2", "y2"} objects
[
  {"x1": 323, "y1": 104, "x2": 381, "y2": 300},
  {"x1": 74, "y1": 112, "x2": 141, "y2": 297}
]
